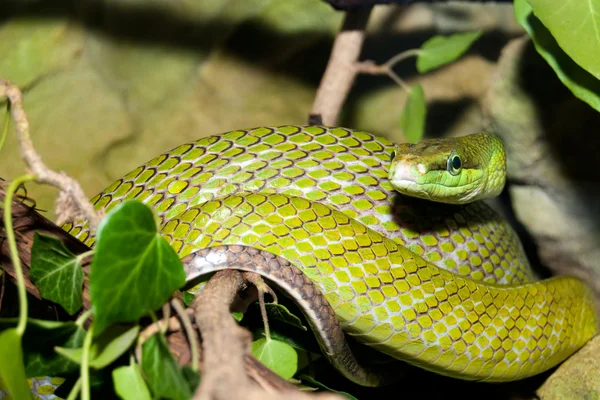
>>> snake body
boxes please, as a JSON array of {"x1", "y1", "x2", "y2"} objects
[{"x1": 63, "y1": 125, "x2": 598, "y2": 385}]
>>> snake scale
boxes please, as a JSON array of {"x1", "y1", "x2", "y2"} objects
[{"x1": 59, "y1": 125, "x2": 597, "y2": 387}]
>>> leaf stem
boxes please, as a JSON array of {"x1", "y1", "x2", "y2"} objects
[
  {"x1": 171, "y1": 298, "x2": 200, "y2": 371},
  {"x1": 0, "y1": 103, "x2": 10, "y2": 153},
  {"x1": 75, "y1": 309, "x2": 93, "y2": 328},
  {"x1": 76, "y1": 250, "x2": 95, "y2": 263},
  {"x1": 3, "y1": 174, "x2": 36, "y2": 336},
  {"x1": 386, "y1": 70, "x2": 411, "y2": 93},
  {"x1": 382, "y1": 48, "x2": 421, "y2": 70},
  {"x1": 81, "y1": 324, "x2": 94, "y2": 400},
  {"x1": 65, "y1": 377, "x2": 82, "y2": 400}
]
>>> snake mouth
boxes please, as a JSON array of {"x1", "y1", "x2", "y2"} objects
[
  {"x1": 388, "y1": 161, "x2": 434, "y2": 199},
  {"x1": 389, "y1": 179, "x2": 434, "y2": 201}
]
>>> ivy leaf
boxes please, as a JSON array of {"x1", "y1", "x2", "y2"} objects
[
  {"x1": 113, "y1": 358, "x2": 151, "y2": 400},
  {"x1": 55, "y1": 324, "x2": 140, "y2": 369},
  {"x1": 416, "y1": 31, "x2": 482, "y2": 73},
  {"x1": 232, "y1": 312, "x2": 244, "y2": 322},
  {"x1": 299, "y1": 374, "x2": 358, "y2": 400},
  {"x1": 90, "y1": 200, "x2": 186, "y2": 335},
  {"x1": 252, "y1": 327, "x2": 316, "y2": 353},
  {"x1": 265, "y1": 303, "x2": 307, "y2": 331},
  {"x1": 89, "y1": 324, "x2": 140, "y2": 368},
  {"x1": 0, "y1": 329, "x2": 31, "y2": 399},
  {"x1": 528, "y1": 0, "x2": 600, "y2": 80},
  {"x1": 30, "y1": 232, "x2": 84, "y2": 315},
  {"x1": 399, "y1": 84, "x2": 427, "y2": 143},
  {"x1": 181, "y1": 365, "x2": 201, "y2": 393},
  {"x1": 515, "y1": 0, "x2": 600, "y2": 112},
  {"x1": 0, "y1": 318, "x2": 85, "y2": 377},
  {"x1": 182, "y1": 292, "x2": 195, "y2": 307},
  {"x1": 141, "y1": 333, "x2": 191, "y2": 400},
  {"x1": 251, "y1": 338, "x2": 298, "y2": 380}
]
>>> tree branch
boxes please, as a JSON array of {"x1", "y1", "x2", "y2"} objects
[
  {"x1": 309, "y1": 9, "x2": 372, "y2": 126},
  {"x1": 0, "y1": 79, "x2": 101, "y2": 228},
  {"x1": 191, "y1": 270, "x2": 343, "y2": 400}
]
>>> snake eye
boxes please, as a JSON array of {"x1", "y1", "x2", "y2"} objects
[
  {"x1": 390, "y1": 150, "x2": 396, "y2": 160},
  {"x1": 447, "y1": 151, "x2": 462, "y2": 176}
]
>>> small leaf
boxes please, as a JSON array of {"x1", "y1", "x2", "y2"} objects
[
  {"x1": 528, "y1": 0, "x2": 600, "y2": 80},
  {"x1": 514, "y1": 0, "x2": 600, "y2": 112},
  {"x1": 265, "y1": 303, "x2": 307, "y2": 331},
  {"x1": 182, "y1": 292, "x2": 195, "y2": 307},
  {"x1": 30, "y1": 232, "x2": 84, "y2": 315},
  {"x1": 141, "y1": 333, "x2": 191, "y2": 400},
  {"x1": 90, "y1": 200, "x2": 186, "y2": 335},
  {"x1": 252, "y1": 327, "x2": 316, "y2": 353},
  {"x1": 90, "y1": 324, "x2": 140, "y2": 368},
  {"x1": 0, "y1": 318, "x2": 85, "y2": 377},
  {"x1": 0, "y1": 329, "x2": 31, "y2": 399},
  {"x1": 113, "y1": 358, "x2": 151, "y2": 400},
  {"x1": 251, "y1": 338, "x2": 298, "y2": 380},
  {"x1": 299, "y1": 374, "x2": 358, "y2": 400},
  {"x1": 55, "y1": 324, "x2": 140, "y2": 369},
  {"x1": 399, "y1": 84, "x2": 427, "y2": 143},
  {"x1": 54, "y1": 346, "x2": 81, "y2": 364},
  {"x1": 232, "y1": 311, "x2": 244, "y2": 322},
  {"x1": 416, "y1": 31, "x2": 482, "y2": 73}
]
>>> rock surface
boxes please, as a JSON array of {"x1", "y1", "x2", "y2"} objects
[
  {"x1": 537, "y1": 336, "x2": 600, "y2": 400},
  {"x1": 483, "y1": 36, "x2": 600, "y2": 301},
  {"x1": 0, "y1": 0, "x2": 519, "y2": 219}
]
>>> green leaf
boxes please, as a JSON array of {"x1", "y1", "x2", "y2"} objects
[
  {"x1": 90, "y1": 200, "x2": 186, "y2": 335},
  {"x1": 181, "y1": 365, "x2": 201, "y2": 393},
  {"x1": 0, "y1": 318, "x2": 85, "y2": 377},
  {"x1": 55, "y1": 324, "x2": 140, "y2": 369},
  {"x1": 252, "y1": 327, "x2": 316, "y2": 353},
  {"x1": 298, "y1": 374, "x2": 358, "y2": 400},
  {"x1": 182, "y1": 292, "x2": 195, "y2": 307},
  {"x1": 416, "y1": 31, "x2": 482, "y2": 73},
  {"x1": 251, "y1": 337, "x2": 298, "y2": 380},
  {"x1": 232, "y1": 311, "x2": 244, "y2": 322},
  {"x1": 90, "y1": 324, "x2": 140, "y2": 368},
  {"x1": 0, "y1": 329, "x2": 31, "y2": 399},
  {"x1": 528, "y1": 0, "x2": 600, "y2": 80},
  {"x1": 515, "y1": 0, "x2": 600, "y2": 111},
  {"x1": 141, "y1": 333, "x2": 191, "y2": 400},
  {"x1": 30, "y1": 232, "x2": 84, "y2": 315},
  {"x1": 399, "y1": 84, "x2": 427, "y2": 143},
  {"x1": 265, "y1": 303, "x2": 307, "y2": 331},
  {"x1": 113, "y1": 358, "x2": 152, "y2": 400}
]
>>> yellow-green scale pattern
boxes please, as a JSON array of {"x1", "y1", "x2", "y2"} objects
[
  {"x1": 59, "y1": 125, "x2": 598, "y2": 382},
  {"x1": 175, "y1": 193, "x2": 596, "y2": 381},
  {"x1": 65, "y1": 125, "x2": 531, "y2": 285}
]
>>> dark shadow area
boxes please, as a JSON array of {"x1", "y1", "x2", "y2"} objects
[{"x1": 425, "y1": 97, "x2": 475, "y2": 138}]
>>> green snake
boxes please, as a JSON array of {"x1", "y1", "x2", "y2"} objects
[{"x1": 62, "y1": 125, "x2": 597, "y2": 387}]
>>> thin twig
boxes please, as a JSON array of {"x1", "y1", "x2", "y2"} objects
[
  {"x1": 243, "y1": 272, "x2": 278, "y2": 341},
  {"x1": 171, "y1": 298, "x2": 200, "y2": 371},
  {"x1": 0, "y1": 271, "x2": 5, "y2": 313},
  {"x1": 0, "y1": 80, "x2": 101, "y2": 228},
  {"x1": 309, "y1": 9, "x2": 372, "y2": 126},
  {"x1": 355, "y1": 47, "x2": 422, "y2": 93}
]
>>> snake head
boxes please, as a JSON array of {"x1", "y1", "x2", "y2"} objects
[{"x1": 388, "y1": 132, "x2": 506, "y2": 204}]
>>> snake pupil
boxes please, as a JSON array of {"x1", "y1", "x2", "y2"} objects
[{"x1": 452, "y1": 156, "x2": 461, "y2": 169}]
